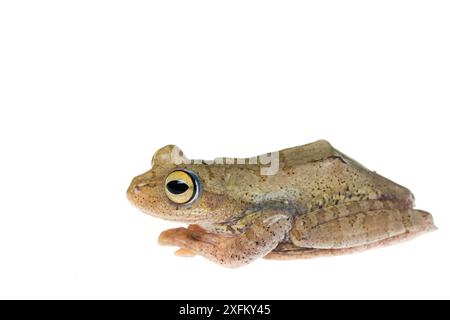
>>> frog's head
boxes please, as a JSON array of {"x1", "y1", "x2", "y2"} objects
[{"x1": 127, "y1": 145, "x2": 243, "y2": 222}]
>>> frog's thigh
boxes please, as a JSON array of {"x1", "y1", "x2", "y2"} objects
[
  {"x1": 158, "y1": 211, "x2": 292, "y2": 268},
  {"x1": 291, "y1": 208, "x2": 435, "y2": 249},
  {"x1": 265, "y1": 231, "x2": 422, "y2": 260}
]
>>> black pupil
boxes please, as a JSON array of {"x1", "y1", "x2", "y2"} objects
[{"x1": 167, "y1": 180, "x2": 189, "y2": 194}]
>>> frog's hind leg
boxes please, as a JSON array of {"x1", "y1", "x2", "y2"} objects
[
  {"x1": 265, "y1": 230, "x2": 429, "y2": 260},
  {"x1": 266, "y1": 201, "x2": 436, "y2": 259}
]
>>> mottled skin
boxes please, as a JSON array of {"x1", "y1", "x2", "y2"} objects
[{"x1": 127, "y1": 140, "x2": 436, "y2": 267}]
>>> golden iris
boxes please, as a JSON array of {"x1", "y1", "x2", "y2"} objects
[{"x1": 164, "y1": 170, "x2": 197, "y2": 204}]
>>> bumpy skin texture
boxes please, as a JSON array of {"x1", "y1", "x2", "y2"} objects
[{"x1": 127, "y1": 140, "x2": 436, "y2": 268}]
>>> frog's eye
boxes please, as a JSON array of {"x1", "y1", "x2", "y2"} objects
[{"x1": 164, "y1": 170, "x2": 200, "y2": 204}]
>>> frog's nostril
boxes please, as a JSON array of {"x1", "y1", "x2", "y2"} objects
[
  {"x1": 127, "y1": 180, "x2": 155, "y2": 200},
  {"x1": 127, "y1": 181, "x2": 143, "y2": 198},
  {"x1": 134, "y1": 182, "x2": 151, "y2": 193}
]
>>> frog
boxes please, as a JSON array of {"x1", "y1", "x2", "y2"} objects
[{"x1": 127, "y1": 140, "x2": 436, "y2": 267}]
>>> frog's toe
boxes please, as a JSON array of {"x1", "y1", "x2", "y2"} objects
[
  {"x1": 158, "y1": 227, "x2": 185, "y2": 246},
  {"x1": 174, "y1": 248, "x2": 196, "y2": 257},
  {"x1": 158, "y1": 227, "x2": 221, "y2": 248}
]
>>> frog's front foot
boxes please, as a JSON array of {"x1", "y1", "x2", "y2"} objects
[
  {"x1": 158, "y1": 211, "x2": 292, "y2": 268},
  {"x1": 168, "y1": 226, "x2": 204, "y2": 257},
  {"x1": 158, "y1": 224, "x2": 228, "y2": 261},
  {"x1": 158, "y1": 224, "x2": 223, "y2": 249}
]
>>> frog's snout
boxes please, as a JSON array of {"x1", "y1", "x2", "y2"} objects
[
  {"x1": 129, "y1": 181, "x2": 146, "y2": 194},
  {"x1": 126, "y1": 179, "x2": 138, "y2": 203},
  {"x1": 127, "y1": 177, "x2": 150, "y2": 199},
  {"x1": 127, "y1": 174, "x2": 163, "y2": 216}
]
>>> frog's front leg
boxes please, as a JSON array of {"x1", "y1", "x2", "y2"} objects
[
  {"x1": 158, "y1": 210, "x2": 293, "y2": 268},
  {"x1": 290, "y1": 200, "x2": 436, "y2": 250}
]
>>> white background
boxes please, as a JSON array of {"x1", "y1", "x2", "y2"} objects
[{"x1": 0, "y1": 1, "x2": 449, "y2": 299}]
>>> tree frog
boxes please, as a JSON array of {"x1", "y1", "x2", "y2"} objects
[{"x1": 127, "y1": 140, "x2": 436, "y2": 267}]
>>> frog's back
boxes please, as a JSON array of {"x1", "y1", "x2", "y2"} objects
[
  {"x1": 195, "y1": 140, "x2": 413, "y2": 213},
  {"x1": 233, "y1": 140, "x2": 414, "y2": 212},
  {"x1": 279, "y1": 139, "x2": 366, "y2": 170}
]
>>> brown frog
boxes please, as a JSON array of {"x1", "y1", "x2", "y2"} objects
[{"x1": 127, "y1": 140, "x2": 436, "y2": 267}]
